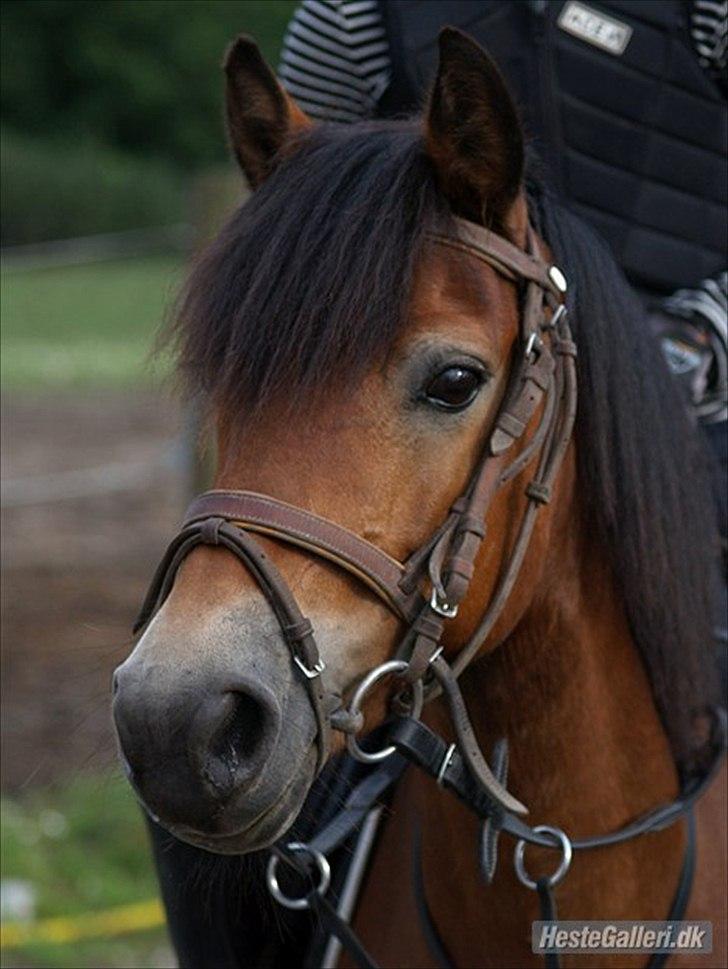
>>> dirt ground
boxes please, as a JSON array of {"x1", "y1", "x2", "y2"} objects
[{"x1": 1, "y1": 390, "x2": 193, "y2": 791}]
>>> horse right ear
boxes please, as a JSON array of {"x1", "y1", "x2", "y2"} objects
[
  {"x1": 223, "y1": 35, "x2": 312, "y2": 188},
  {"x1": 425, "y1": 28, "x2": 524, "y2": 228}
]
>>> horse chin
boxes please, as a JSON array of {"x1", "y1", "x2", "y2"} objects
[{"x1": 159, "y1": 751, "x2": 317, "y2": 856}]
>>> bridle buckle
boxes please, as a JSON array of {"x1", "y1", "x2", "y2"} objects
[
  {"x1": 294, "y1": 655, "x2": 326, "y2": 680},
  {"x1": 430, "y1": 586, "x2": 458, "y2": 619},
  {"x1": 524, "y1": 330, "x2": 542, "y2": 361},
  {"x1": 436, "y1": 743, "x2": 457, "y2": 786}
]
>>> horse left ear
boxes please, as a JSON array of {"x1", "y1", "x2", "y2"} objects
[
  {"x1": 425, "y1": 28, "x2": 524, "y2": 228},
  {"x1": 223, "y1": 35, "x2": 312, "y2": 188}
]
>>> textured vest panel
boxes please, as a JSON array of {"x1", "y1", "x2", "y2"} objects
[{"x1": 379, "y1": 0, "x2": 727, "y2": 292}]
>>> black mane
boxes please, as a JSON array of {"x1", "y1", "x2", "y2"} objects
[
  {"x1": 169, "y1": 122, "x2": 719, "y2": 774},
  {"x1": 533, "y1": 184, "x2": 719, "y2": 773},
  {"x1": 172, "y1": 122, "x2": 451, "y2": 414}
]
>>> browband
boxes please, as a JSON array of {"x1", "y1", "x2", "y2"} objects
[{"x1": 429, "y1": 217, "x2": 566, "y2": 299}]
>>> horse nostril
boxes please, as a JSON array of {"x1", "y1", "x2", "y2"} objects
[
  {"x1": 113, "y1": 670, "x2": 283, "y2": 825},
  {"x1": 209, "y1": 691, "x2": 270, "y2": 778}
]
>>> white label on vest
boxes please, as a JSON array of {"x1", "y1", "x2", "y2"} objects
[{"x1": 557, "y1": 1, "x2": 633, "y2": 56}]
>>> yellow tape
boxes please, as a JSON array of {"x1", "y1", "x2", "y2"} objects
[{"x1": 0, "y1": 898, "x2": 164, "y2": 948}]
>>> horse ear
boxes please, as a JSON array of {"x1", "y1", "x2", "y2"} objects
[
  {"x1": 223, "y1": 35, "x2": 312, "y2": 188},
  {"x1": 425, "y1": 28, "x2": 524, "y2": 227}
]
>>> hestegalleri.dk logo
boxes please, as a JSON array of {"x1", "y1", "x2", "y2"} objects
[{"x1": 532, "y1": 921, "x2": 712, "y2": 955}]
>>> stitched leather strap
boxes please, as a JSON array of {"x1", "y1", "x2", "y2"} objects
[
  {"x1": 184, "y1": 491, "x2": 423, "y2": 621},
  {"x1": 428, "y1": 218, "x2": 564, "y2": 299}
]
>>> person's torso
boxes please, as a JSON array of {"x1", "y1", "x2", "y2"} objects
[{"x1": 379, "y1": 0, "x2": 727, "y2": 292}]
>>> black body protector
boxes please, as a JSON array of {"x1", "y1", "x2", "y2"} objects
[{"x1": 378, "y1": 0, "x2": 727, "y2": 294}]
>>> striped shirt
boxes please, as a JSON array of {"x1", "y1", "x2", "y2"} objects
[
  {"x1": 279, "y1": 1, "x2": 727, "y2": 123},
  {"x1": 692, "y1": 0, "x2": 728, "y2": 75},
  {"x1": 278, "y1": 0, "x2": 390, "y2": 122},
  {"x1": 665, "y1": 271, "x2": 728, "y2": 422},
  {"x1": 279, "y1": 1, "x2": 727, "y2": 422}
]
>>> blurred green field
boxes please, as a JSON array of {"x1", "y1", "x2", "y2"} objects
[
  {"x1": 1, "y1": 773, "x2": 169, "y2": 968},
  {"x1": 1, "y1": 5, "x2": 294, "y2": 968},
  {"x1": 1, "y1": 255, "x2": 183, "y2": 390},
  {"x1": 2, "y1": 255, "x2": 182, "y2": 964}
]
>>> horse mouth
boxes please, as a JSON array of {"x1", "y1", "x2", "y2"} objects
[{"x1": 160, "y1": 748, "x2": 317, "y2": 855}]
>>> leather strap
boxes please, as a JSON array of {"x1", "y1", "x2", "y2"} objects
[
  {"x1": 134, "y1": 213, "x2": 573, "y2": 788},
  {"x1": 536, "y1": 880, "x2": 561, "y2": 969},
  {"x1": 428, "y1": 218, "x2": 564, "y2": 299},
  {"x1": 308, "y1": 753, "x2": 407, "y2": 858},
  {"x1": 307, "y1": 892, "x2": 378, "y2": 969},
  {"x1": 429, "y1": 655, "x2": 528, "y2": 815},
  {"x1": 134, "y1": 518, "x2": 332, "y2": 774},
  {"x1": 184, "y1": 491, "x2": 423, "y2": 621},
  {"x1": 411, "y1": 821, "x2": 456, "y2": 969},
  {"x1": 645, "y1": 812, "x2": 697, "y2": 969},
  {"x1": 388, "y1": 713, "x2": 726, "y2": 850},
  {"x1": 303, "y1": 722, "x2": 711, "y2": 969}
]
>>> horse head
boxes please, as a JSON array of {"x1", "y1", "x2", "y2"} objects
[
  {"x1": 111, "y1": 28, "x2": 715, "y2": 870},
  {"x1": 112, "y1": 29, "x2": 570, "y2": 853}
]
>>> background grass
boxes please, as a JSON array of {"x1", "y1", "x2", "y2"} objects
[
  {"x1": 1, "y1": 773, "x2": 169, "y2": 968},
  {"x1": 1, "y1": 255, "x2": 184, "y2": 965},
  {"x1": 1, "y1": 255, "x2": 183, "y2": 389},
  {"x1": 1, "y1": 6, "x2": 295, "y2": 966}
]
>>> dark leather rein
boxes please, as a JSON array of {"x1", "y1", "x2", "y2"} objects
[{"x1": 134, "y1": 215, "x2": 726, "y2": 968}]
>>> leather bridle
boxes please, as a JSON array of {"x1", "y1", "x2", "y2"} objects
[
  {"x1": 135, "y1": 215, "x2": 576, "y2": 812},
  {"x1": 134, "y1": 214, "x2": 726, "y2": 969}
]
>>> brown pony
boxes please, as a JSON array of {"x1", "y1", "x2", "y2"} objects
[{"x1": 113, "y1": 29, "x2": 726, "y2": 968}]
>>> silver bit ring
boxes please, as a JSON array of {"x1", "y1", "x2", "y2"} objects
[{"x1": 345, "y1": 660, "x2": 424, "y2": 763}]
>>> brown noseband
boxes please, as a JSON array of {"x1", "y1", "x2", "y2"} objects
[{"x1": 134, "y1": 215, "x2": 577, "y2": 806}]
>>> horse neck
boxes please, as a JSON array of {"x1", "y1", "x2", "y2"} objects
[
  {"x1": 413, "y1": 517, "x2": 687, "y2": 964},
  {"x1": 462, "y1": 536, "x2": 679, "y2": 832}
]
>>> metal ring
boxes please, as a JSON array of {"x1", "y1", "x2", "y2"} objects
[
  {"x1": 345, "y1": 660, "x2": 424, "y2": 763},
  {"x1": 514, "y1": 825, "x2": 572, "y2": 890},
  {"x1": 266, "y1": 842, "x2": 331, "y2": 910}
]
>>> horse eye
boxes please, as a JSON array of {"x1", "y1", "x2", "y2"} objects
[{"x1": 424, "y1": 367, "x2": 484, "y2": 411}]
